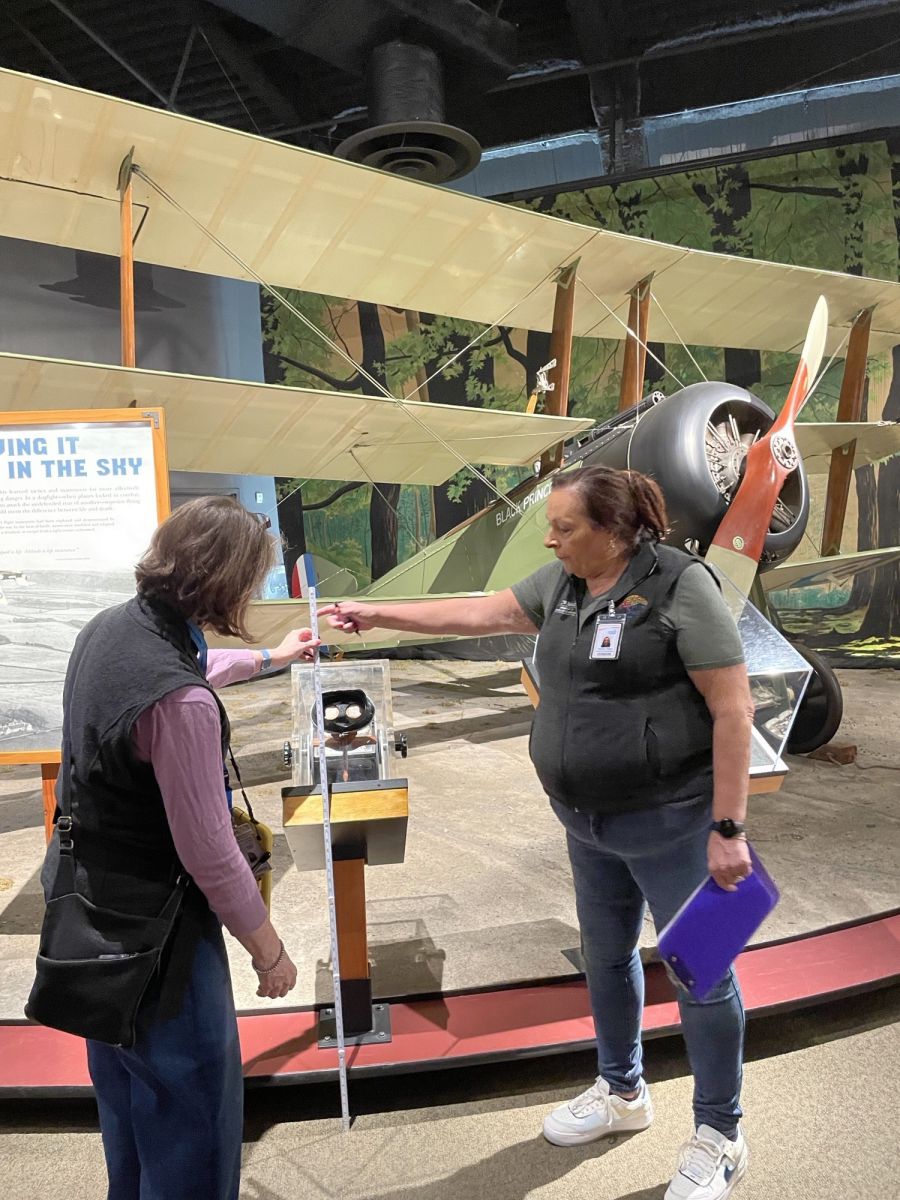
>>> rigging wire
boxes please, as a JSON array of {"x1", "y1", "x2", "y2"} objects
[
  {"x1": 402, "y1": 267, "x2": 563, "y2": 401},
  {"x1": 198, "y1": 28, "x2": 263, "y2": 137},
  {"x1": 649, "y1": 290, "x2": 709, "y2": 383},
  {"x1": 782, "y1": 36, "x2": 900, "y2": 94},
  {"x1": 130, "y1": 164, "x2": 528, "y2": 513},
  {"x1": 349, "y1": 450, "x2": 428, "y2": 555},
  {"x1": 801, "y1": 325, "x2": 852, "y2": 410},
  {"x1": 577, "y1": 277, "x2": 687, "y2": 391},
  {"x1": 574, "y1": 277, "x2": 683, "y2": 472}
]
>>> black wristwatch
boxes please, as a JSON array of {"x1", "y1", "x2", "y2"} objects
[{"x1": 710, "y1": 818, "x2": 746, "y2": 839}]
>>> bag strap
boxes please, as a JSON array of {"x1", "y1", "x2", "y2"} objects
[
  {"x1": 157, "y1": 873, "x2": 191, "y2": 923},
  {"x1": 50, "y1": 737, "x2": 77, "y2": 900},
  {"x1": 51, "y1": 736, "x2": 188, "y2": 909},
  {"x1": 227, "y1": 747, "x2": 257, "y2": 823}
]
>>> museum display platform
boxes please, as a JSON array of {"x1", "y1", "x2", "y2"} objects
[{"x1": 1, "y1": 661, "x2": 898, "y2": 1095}]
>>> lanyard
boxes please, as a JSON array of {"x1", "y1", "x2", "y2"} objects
[{"x1": 187, "y1": 621, "x2": 208, "y2": 675}]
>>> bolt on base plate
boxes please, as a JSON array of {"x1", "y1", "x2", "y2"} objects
[{"x1": 317, "y1": 1002, "x2": 392, "y2": 1048}]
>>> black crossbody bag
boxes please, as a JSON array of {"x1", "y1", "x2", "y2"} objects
[{"x1": 25, "y1": 764, "x2": 189, "y2": 1049}]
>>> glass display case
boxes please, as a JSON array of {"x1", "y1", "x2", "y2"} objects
[
  {"x1": 717, "y1": 575, "x2": 813, "y2": 779},
  {"x1": 289, "y1": 659, "x2": 405, "y2": 789}
]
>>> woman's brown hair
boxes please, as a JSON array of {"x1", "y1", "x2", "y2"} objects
[
  {"x1": 135, "y1": 496, "x2": 276, "y2": 640},
  {"x1": 552, "y1": 466, "x2": 669, "y2": 546}
]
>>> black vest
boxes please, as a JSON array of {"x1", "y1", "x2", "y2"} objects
[
  {"x1": 529, "y1": 542, "x2": 714, "y2": 814},
  {"x1": 59, "y1": 594, "x2": 229, "y2": 877}
]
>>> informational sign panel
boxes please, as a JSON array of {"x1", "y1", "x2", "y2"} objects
[{"x1": 0, "y1": 409, "x2": 169, "y2": 762}]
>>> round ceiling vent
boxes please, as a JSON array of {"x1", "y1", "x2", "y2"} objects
[
  {"x1": 335, "y1": 119, "x2": 480, "y2": 182},
  {"x1": 335, "y1": 41, "x2": 482, "y2": 183}
]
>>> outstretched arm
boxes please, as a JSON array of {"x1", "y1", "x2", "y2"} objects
[
  {"x1": 205, "y1": 629, "x2": 321, "y2": 688},
  {"x1": 320, "y1": 589, "x2": 538, "y2": 638},
  {"x1": 689, "y1": 662, "x2": 754, "y2": 892}
]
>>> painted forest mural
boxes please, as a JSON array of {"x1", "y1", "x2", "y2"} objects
[{"x1": 263, "y1": 137, "x2": 900, "y2": 665}]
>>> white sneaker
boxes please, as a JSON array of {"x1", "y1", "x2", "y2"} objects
[
  {"x1": 542, "y1": 1076, "x2": 653, "y2": 1146},
  {"x1": 665, "y1": 1124, "x2": 748, "y2": 1200}
]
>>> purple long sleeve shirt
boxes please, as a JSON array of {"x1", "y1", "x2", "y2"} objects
[{"x1": 132, "y1": 648, "x2": 268, "y2": 937}]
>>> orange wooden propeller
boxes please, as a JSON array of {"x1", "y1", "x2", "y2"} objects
[{"x1": 707, "y1": 296, "x2": 829, "y2": 595}]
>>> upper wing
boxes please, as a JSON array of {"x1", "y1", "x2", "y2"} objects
[
  {"x1": 0, "y1": 351, "x2": 592, "y2": 484},
  {"x1": 795, "y1": 421, "x2": 900, "y2": 472},
  {"x1": 3, "y1": 68, "x2": 900, "y2": 354}
]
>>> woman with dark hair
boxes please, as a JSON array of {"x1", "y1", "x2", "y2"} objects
[
  {"x1": 322, "y1": 466, "x2": 754, "y2": 1200},
  {"x1": 38, "y1": 496, "x2": 319, "y2": 1200}
]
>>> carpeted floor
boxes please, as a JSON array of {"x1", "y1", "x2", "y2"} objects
[{"x1": 3, "y1": 985, "x2": 898, "y2": 1200}]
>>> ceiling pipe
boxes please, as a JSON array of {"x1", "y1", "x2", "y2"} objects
[
  {"x1": 335, "y1": 41, "x2": 481, "y2": 182},
  {"x1": 494, "y1": 0, "x2": 900, "y2": 92}
]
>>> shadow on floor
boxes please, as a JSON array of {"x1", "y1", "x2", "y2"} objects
[
  {"x1": 314, "y1": 922, "x2": 448, "y2": 1008},
  {"x1": 405, "y1": 708, "x2": 533, "y2": 750},
  {"x1": 0, "y1": 786, "x2": 46, "y2": 836},
  {"x1": 0, "y1": 865, "x2": 44, "y2": 935},
  {"x1": 364, "y1": 1133, "x2": 653, "y2": 1200},
  {"x1": 394, "y1": 667, "x2": 524, "y2": 696}
]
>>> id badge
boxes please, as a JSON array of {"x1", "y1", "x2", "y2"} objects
[{"x1": 590, "y1": 614, "x2": 625, "y2": 660}]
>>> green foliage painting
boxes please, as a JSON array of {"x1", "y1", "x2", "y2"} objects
[{"x1": 262, "y1": 137, "x2": 900, "y2": 661}]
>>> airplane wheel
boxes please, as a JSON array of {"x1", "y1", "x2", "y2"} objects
[{"x1": 786, "y1": 645, "x2": 843, "y2": 755}]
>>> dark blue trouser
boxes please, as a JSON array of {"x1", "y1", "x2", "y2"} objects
[
  {"x1": 87, "y1": 925, "x2": 243, "y2": 1200},
  {"x1": 551, "y1": 793, "x2": 745, "y2": 1136}
]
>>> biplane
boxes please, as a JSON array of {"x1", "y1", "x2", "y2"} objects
[
  {"x1": 1, "y1": 66, "x2": 899, "y2": 755},
  {"x1": 1, "y1": 65, "x2": 900, "y2": 1097}
]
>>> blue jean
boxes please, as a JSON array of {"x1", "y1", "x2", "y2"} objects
[
  {"x1": 551, "y1": 794, "x2": 745, "y2": 1137},
  {"x1": 87, "y1": 925, "x2": 243, "y2": 1200}
]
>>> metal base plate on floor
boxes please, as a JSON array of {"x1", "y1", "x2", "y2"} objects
[{"x1": 317, "y1": 1002, "x2": 393, "y2": 1048}]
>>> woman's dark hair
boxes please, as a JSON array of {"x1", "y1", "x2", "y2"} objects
[
  {"x1": 135, "y1": 496, "x2": 276, "y2": 640},
  {"x1": 551, "y1": 466, "x2": 669, "y2": 546}
]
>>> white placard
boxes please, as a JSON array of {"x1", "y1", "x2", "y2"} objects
[
  {"x1": 0, "y1": 420, "x2": 163, "y2": 756},
  {"x1": 0, "y1": 422, "x2": 158, "y2": 572}
]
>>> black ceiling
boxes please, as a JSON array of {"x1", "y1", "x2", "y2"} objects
[{"x1": 3, "y1": 0, "x2": 899, "y2": 161}]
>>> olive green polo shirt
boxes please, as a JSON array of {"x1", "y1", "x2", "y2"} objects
[{"x1": 512, "y1": 558, "x2": 745, "y2": 671}]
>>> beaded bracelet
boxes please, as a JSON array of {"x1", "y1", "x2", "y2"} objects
[{"x1": 253, "y1": 940, "x2": 285, "y2": 975}]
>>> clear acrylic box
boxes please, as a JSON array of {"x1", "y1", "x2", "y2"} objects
[
  {"x1": 290, "y1": 660, "x2": 402, "y2": 789},
  {"x1": 715, "y1": 574, "x2": 813, "y2": 777}
]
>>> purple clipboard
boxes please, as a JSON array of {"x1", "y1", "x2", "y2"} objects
[{"x1": 657, "y1": 844, "x2": 779, "y2": 1001}]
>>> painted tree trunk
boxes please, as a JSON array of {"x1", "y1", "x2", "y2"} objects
[
  {"x1": 692, "y1": 165, "x2": 761, "y2": 388},
  {"x1": 278, "y1": 487, "x2": 307, "y2": 594},
  {"x1": 645, "y1": 341, "x2": 666, "y2": 387},
  {"x1": 358, "y1": 302, "x2": 400, "y2": 581}
]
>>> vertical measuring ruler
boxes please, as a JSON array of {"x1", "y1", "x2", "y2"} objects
[{"x1": 308, "y1": 585, "x2": 351, "y2": 1131}]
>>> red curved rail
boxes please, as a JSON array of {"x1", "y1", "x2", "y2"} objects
[{"x1": 1, "y1": 909, "x2": 897, "y2": 1096}]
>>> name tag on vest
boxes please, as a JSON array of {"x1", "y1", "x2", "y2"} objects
[{"x1": 590, "y1": 615, "x2": 626, "y2": 660}]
